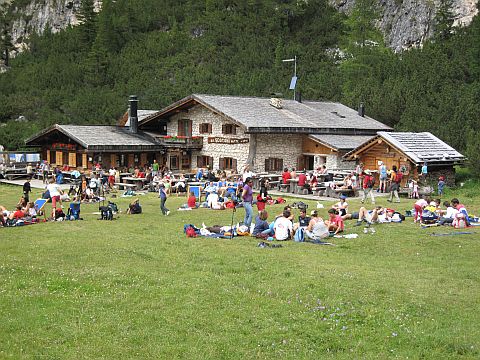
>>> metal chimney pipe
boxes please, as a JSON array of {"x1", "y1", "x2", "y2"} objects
[
  {"x1": 129, "y1": 95, "x2": 139, "y2": 133},
  {"x1": 358, "y1": 102, "x2": 365, "y2": 117}
]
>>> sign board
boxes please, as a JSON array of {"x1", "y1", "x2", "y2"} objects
[{"x1": 207, "y1": 137, "x2": 249, "y2": 144}]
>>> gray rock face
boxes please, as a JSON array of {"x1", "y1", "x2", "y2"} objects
[{"x1": 330, "y1": 0, "x2": 478, "y2": 52}]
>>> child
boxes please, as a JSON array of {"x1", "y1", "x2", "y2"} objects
[
  {"x1": 159, "y1": 184, "x2": 170, "y2": 216},
  {"x1": 438, "y1": 176, "x2": 445, "y2": 196},
  {"x1": 411, "y1": 179, "x2": 419, "y2": 199},
  {"x1": 414, "y1": 198, "x2": 428, "y2": 223}
]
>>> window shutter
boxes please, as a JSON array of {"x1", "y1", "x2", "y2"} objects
[
  {"x1": 297, "y1": 156, "x2": 304, "y2": 171},
  {"x1": 208, "y1": 123, "x2": 212, "y2": 134},
  {"x1": 219, "y1": 157, "x2": 225, "y2": 170},
  {"x1": 221, "y1": 124, "x2": 226, "y2": 134},
  {"x1": 265, "y1": 159, "x2": 269, "y2": 172},
  {"x1": 278, "y1": 159, "x2": 284, "y2": 172},
  {"x1": 232, "y1": 125, "x2": 237, "y2": 135},
  {"x1": 188, "y1": 120, "x2": 192, "y2": 137},
  {"x1": 232, "y1": 158, "x2": 237, "y2": 172},
  {"x1": 209, "y1": 157, "x2": 213, "y2": 167},
  {"x1": 197, "y1": 156, "x2": 203, "y2": 167},
  {"x1": 178, "y1": 120, "x2": 183, "y2": 136}
]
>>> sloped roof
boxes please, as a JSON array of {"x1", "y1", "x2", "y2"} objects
[
  {"x1": 140, "y1": 94, "x2": 392, "y2": 134},
  {"x1": 309, "y1": 134, "x2": 375, "y2": 151},
  {"x1": 344, "y1": 131, "x2": 465, "y2": 164},
  {"x1": 26, "y1": 124, "x2": 158, "y2": 150},
  {"x1": 123, "y1": 110, "x2": 159, "y2": 127}
]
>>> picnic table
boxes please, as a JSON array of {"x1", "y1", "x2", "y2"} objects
[
  {"x1": 4, "y1": 167, "x2": 28, "y2": 180},
  {"x1": 123, "y1": 176, "x2": 149, "y2": 190}
]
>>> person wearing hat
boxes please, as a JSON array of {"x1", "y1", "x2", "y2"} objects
[
  {"x1": 361, "y1": 169, "x2": 375, "y2": 205},
  {"x1": 305, "y1": 210, "x2": 329, "y2": 241},
  {"x1": 158, "y1": 183, "x2": 170, "y2": 216},
  {"x1": 332, "y1": 195, "x2": 349, "y2": 216}
]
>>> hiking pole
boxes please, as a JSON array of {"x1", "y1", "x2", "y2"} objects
[{"x1": 229, "y1": 202, "x2": 237, "y2": 240}]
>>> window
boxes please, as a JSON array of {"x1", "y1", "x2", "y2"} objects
[
  {"x1": 178, "y1": 119, "x2": 192, "y2": 137},
  {"x1": 181, "y1": 155, "x2": 190, "y2": 170},
  {"x1": 50, "y1": 150, "x2": 56, "y2": 164},
  {"x1": 76, "y1": 153, "x2": 83, "y2": 168},
  {"x1": 199, "y1": 123, "x2": 212, "y2": 134},
  {"x1": 265, "y1": 158, "x2": 283, "y2": 172},
  {"x1": 197, "y1": 156, "x2": 213, "y2": 168},
  {"x1": 170, "y1": 155, "x2": 179, "y2": 170},
  {"x1": 219, "y1": 157, "x2": 237, "y2": 171},
  {"x1": 222, "y1": 124, "x2": 236, "y2": 135}
]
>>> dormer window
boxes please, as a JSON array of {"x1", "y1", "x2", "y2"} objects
[{"x1": 222, "y1": 124, "x2": 237, "y2": 135}]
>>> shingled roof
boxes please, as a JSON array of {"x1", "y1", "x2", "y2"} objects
[
  {"x1": 140, "y1": 94, "x2": 392, "y2": 135},
  {"x1": 26, "y1": 124, "x2": 158, "y2": 151},
  {"x1": 344, "y1": 132, "x2": 465, "y2": 164},
  {"x1": 309, "y1": 134, "x2": 375, "y2": 151}
]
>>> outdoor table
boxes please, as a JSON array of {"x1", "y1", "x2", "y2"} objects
[
  {"x1": 123, "y1": 176, "x2": 148, "y2": 190},
  {"x1": 288, "y1": 178, "x2": 299, "y2": 193}
]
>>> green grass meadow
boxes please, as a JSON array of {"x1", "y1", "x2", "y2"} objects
[{"x1": 1, "y1": 183, "x2": 479, "y2": 359}]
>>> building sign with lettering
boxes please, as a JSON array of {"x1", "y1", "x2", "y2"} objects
[
  {"x1": 52, "y1": 143, "x2": 77, "y2": 150},
  {"x1": 207, "y1": 137, "x2": 249, "y2": 144}
]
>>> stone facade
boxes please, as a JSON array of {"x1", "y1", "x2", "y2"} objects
[
  {"x1": 254, "y1": 133, "x2": 303, "y2": 173},
  {"x1": 324, "y1": 152, "x2": 356, "y2": 171},
  {"x1": 169, "y1": 106, "x2": 249, "y2": 171}
]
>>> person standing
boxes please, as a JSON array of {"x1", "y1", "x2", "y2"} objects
[
  {"x1": 438, "y1": 176, "x2": 445, "y2": 196},
  {"x1": 256, "y1": 179, "x2": 269, "y2": 212},
  {"x1": 159, "y1": 183, "x2": 170, "y2": 216},
  {"x1": 152, "y1": 159, "x2": 159, "y2": 177},
  {"x1": 379, "y1": 161, "x2": 387, "y2": 192},
  {"x1": 22, "y1": 178, "x2": 32, "y2": 203},
  {"x1": 361, "y1": 170, "x2": 376, "y2": 204},
  {"x1": 47, "y1": 178, "x2": 63, "y2": 217},
  {"x1": 355, "y1": 162, "x2": 364, "y2": 189},
  {"x1": 387, "y1": 165, "x2": 401, "y2": 203},
  {"x1": 242, "y1": 177, "x2": 254, "y2": 228},
  {"x1": 421, "y1": 162, "x2": 428, "y2": 182}
]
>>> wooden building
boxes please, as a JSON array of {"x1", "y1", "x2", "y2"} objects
[{"x1": 344, "y1": 132, "x2": 465, "y2": 185}]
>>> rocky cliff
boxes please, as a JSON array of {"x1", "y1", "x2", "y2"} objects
[
  {"x1": 331, "y1": 0, "x2": 478, "y2": 52},
  {"x1": 1, "y1": 0, "x2": 478, "y2": 63}
]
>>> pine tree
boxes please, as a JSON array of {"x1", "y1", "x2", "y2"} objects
[
  {"x1": 434, "y1": 0, "x2": 455, "y2": 41},
  {"x1": 77, "y1": 0, "x2": 97, "y2": 46},
  {"x1": 0, "y1": 3, "x2": 14, "y2": 67}
]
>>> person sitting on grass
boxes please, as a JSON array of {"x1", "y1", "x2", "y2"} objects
[
  {"x1": 325, "y1": 208, "x2": 344, "y2": 235},
  {"x1": 332, "y1": 195, "x2": 349, "y2": 216},
  {"x1": 127, "y1": 198, "x2": 142, "y2": 215},
  {"x1": 273, "y1": 209, "x2": 293, "y2": 241},
  {"x1": 305, "y1": 210, "x2": 329, "y2": 241},
  {"x1": 252, "y1": 210, "x2": 273, "y2": 238},
  {"x1": 451, "y1": 198, "x2": 471, "y2": 225},
  {"x1": 9, "y1": 205, "x2": 25, "y2": 220},
  {"x1": 207, "y1": 191, "x2": 224, "y2": 210},
  {"x1": 436, "y1": 201, "x2": 457, "y2": 226},
  {"x1": 293, "y1": 208, "x2": 311, "y2": 233}
]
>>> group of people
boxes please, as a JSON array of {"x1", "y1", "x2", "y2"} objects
[{"x1": 414, "y1": 197, "x2": 472, "y2": 227}]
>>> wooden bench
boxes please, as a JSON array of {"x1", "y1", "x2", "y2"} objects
[
  {"x1": 268, "y1": 180, "x2": 280, "y2": 189},
  {"x1": 326, "y1": 187, "x2": 357, "y2": 198},
  {"x1": 279, "y1": 183, "x2": 289, "y2": 192},
  {"x1": 311, "y1": 186, "x2": 327, "y2": 196},
  {"x1": 114, "y1": 183, "x2": 137, "y2": 190}
]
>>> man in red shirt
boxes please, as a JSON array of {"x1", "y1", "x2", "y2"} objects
[
  {"x1": 361, "y1": 169, "x2": 375, "y2": 205},
  {"x1": 282, "y1": 168, "x2": 291, "y2": 185},
  {"x1": 298, "y1": 172, "x2": 307, "y2": 188}
]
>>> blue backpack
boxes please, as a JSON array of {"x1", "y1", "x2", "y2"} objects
[{"x1": 294, "y1": 228, "x2": 305, "y2": 242}]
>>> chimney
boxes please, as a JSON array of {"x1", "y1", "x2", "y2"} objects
[
  {"x1": 358, "y1": 102, "x2": 365, "y2": 117},
  {"x1": 129, "y1": 95, "x2": 139, "y2": 133},
  {"x1": 295, "y1": 91, "x2": 302, "y2": 103}
]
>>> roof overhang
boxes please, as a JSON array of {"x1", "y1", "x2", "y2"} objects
[{"x1": 25, "y1": 124, "x2": 88, "y2": 148}]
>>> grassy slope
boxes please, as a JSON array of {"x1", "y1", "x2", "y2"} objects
[{"x1": 0, "y1": 184, "x2": 479, "y2": 359}]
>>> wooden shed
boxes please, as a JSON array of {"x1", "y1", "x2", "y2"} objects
[{"x1": 344, "y1": 132, "x2": 465, "y2": 186}]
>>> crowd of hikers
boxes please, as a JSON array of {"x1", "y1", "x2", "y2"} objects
[{"x1": 1, "y1": 161, "x2": 477, "y2": 238}]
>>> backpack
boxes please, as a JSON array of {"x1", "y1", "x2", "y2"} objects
[
  {"x1": 366, "y1": 176, "x2": 375, "y2": 188},
  {"x1": 294, "y1": 228, "x2": 305, "y2": 242},
  {"x1": 395, "y1": 172, "x2": 403, "y2": 184},
  {"x1": 108, "y1": 201, "x2": 118, "y2": 213},
  {"x1": 185, "y1": 226, "x2": 197, "y2": 237},
  {"x1": 452, "y1": 213, "x2": 467, "y2": 229}
]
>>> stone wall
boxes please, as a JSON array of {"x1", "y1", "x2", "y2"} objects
[
  {"x1": 325, "y1": 152, "x2": 356, "y2": 171},
  {"x1": 422, "y1": 165, "x2": 456, "y2": 187},
  {"x1": 254, "y1": 133, "x2": 303, "y2": 173},
  {"x1": 169, "y1": 105, "x2": 249, "y2": 171}
]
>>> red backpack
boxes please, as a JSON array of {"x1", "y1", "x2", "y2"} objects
[{"x1": 395, "y1": 172, "x2": 403, "y2": 184}]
